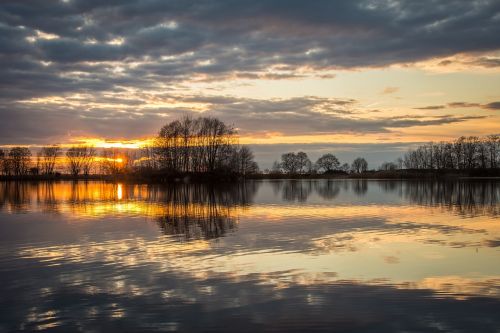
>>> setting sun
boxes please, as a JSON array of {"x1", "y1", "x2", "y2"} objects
[{"x1": 1, "y1": 1, "x2": 499, "y2": 332}]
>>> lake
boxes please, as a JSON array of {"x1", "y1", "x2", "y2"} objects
[{"x1": 0, "y1": 180, "x2": 499, "y2": 332}]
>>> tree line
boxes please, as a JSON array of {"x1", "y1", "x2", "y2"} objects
[
  {"x1": 270, "y1": 152, "x2": 368, "y2": 174},
  {"x1": 0, "y1": 145, "x2": 134, "y2": 176},
  {"x1": 0, "y1": 116, "x2": 259, "y2": 177},
  {"x1": 402, "y1": 135, "x2": 499, "y2": 170}
]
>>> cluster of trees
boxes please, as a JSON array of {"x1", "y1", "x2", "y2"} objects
[
  {"x1": 0, "y1": 147, "x2": 32, "y2": 176},
  {"x1": 0, "y1": 145, "x2": 125, "y2": 176},
  {"x1": 0, "y1": 116, "x2": 259, "y2": 178},
  {"x1": 140, "y1": 116, "x2": 258, "y2": 175},
  {"x1": 271, "y1": 152, "x2": 368, "y2": 174},
  {"x1": 403, "y1": 135, "x2": 500, "y2": 170}
]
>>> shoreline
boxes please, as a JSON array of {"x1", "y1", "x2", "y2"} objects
[{"x1": 1, "y1": 169, "x2": 499, "y2": 183}]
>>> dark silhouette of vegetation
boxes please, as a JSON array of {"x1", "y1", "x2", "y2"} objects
[
  {"x1": 403, "y1": 135, "x2": 499, "y2": 170},
  {"x1": 0, "y1": 116, "x2": 258, "y2": 182},
  {"x1": 37, "y1": 146, "x2": 61, "y2": 175},
  {"x1": 354, "y1": 135, "x2": 500, "y2": 179},
  {"x1": 66, "y1": 146, "x2": 96, "y2": 176},
  {"x1": 278, "y1": 152, "x2": 312, "y2": 174},
  {"x1": 1, "y1": 129, "x2": 499, "y2": 181},
  {"x1": 315, "y1": 153, "x2": 340, "y2": 172},
  {"x1": 137, "y1": 116, "x2": 258, "y2": 178},
  {"x1": 6, "y1": 147, "x2": 32, "y2": 176},
  {"x1": 351, "y1": 157, "x2": 368, "y2": 174},
  {"x1": 269, "y1": 152, "x2": 364, "y2": 177}
]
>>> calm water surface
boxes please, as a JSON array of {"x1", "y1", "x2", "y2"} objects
[{"x1": 0, "y1": 180, "x2": 499, "y2": 332}]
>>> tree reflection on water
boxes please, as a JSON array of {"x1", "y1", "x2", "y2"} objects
[
  {"x1": 0, "y1": 180, "x2": 499, "y2": 332},
  {"x1": 155, "y1": 182, "x2": 260, "y2": 240}
]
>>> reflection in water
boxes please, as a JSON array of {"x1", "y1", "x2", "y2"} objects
[
  {"x1": 260, "y1": 179, "x2": 499, "y2": 216},
  {"x1": 155, "y1": 183, "x2": 258, "y2": 240},
  {"x1": 352, "y1": 179, "x2": 368, "y2": 196},
  {"x1": 400, "y1": 181, "x2": 500, "y2": 217},
  {"x1": 0, "y1": 181, "x2": 259, "y2": 240},
  {"x1": 0, "y1": 180, "x2": 499, "y2": 332}
]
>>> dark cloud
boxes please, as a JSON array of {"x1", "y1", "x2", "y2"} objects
[
  {"x1": 483, "y1": 102, "x2": 500, "y2": 110},
  {"x1": 0, "y1": 94, "x2": 485, "y2": 148},
  {"x1": 447, "y1": 102, "x2": 481, "y2": 108},
  {"x1": 0, "y1": 0, "x2": 499, "y2": 100},
  {"x1": 0, "y1": 1, "x2": 498, "y2": 147},
  {"x1": 470, "y1": 57, "x2": 500, "y2": 68},
  {"x1": 483, "y1": 239, "x2": 500, "y2": 247},
  {"x1": 414, "y1": 105, "x2": 446, "y2": 110},
  {"x1": 415, "y1": 101, "x2": 500, "y2": 111}
]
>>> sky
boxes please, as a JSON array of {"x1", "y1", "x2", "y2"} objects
[{"x1": 1, "y1": 0, "x2": 500, "y2": 168}]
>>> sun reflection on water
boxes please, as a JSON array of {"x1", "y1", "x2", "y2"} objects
[
  {"x1": 117, "y1": 183, "x2": 123, "y2": 200},
  {"x1": 1, "y1": 180, "x2": 499, "y2": 331}
]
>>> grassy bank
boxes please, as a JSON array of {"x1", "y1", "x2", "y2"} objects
[
  {"x1": 0, "y1": 171, "x2": 243, "y2": 183},
  {"x1": 2, "y1": 169, "x2": 499, "y2": 182},
  {"x1": 250, "y1": 169, "x2": 500, "y2": 180}
]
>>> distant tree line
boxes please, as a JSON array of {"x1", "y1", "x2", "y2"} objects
[
  {"x1": 270, "y1": 151, "x2": 368, "y2": 174},
  {"x1": 0, "y1": 116, "x2": 259, "y2": 178},
  {"x1": 402, "y1": 135, "x2": 499, "y2": 170}
]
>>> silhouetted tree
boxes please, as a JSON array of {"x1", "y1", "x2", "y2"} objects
[
  {"x1": 271, "y1": 160, "x2": 282, "y2": 174},
  {"x1": 236, "y1": 146, "x2": 259, "y2": 175},
  {"x1": 9, "y1": 147, "x2": 31, "y2": 176},
  {"x1": 403, "y1": 135, "x2": 499, "y2": 170},
  {"x1": 37, "y1": 145, "x2": 61, "y2": 175},
  {"x1": 379, "y1": 161, "x2": 397, "y2": 171},
  {"x1": 315, "y1": 153, "x2": 340, "y2": 172},
  {"x1": 0, "y1": 149, "x2": 6, "y2": 175},
  {"x1": 281, "y1": 152, "x2": 300, "y2": 174},
  {"x1": 66, "y1": 146, "x2": 95, "y2": 176},
  {"x1": 351, "y1": 157, "x2": 368, "y2": 173},
  {"x1": 100, "y1": 148, "x2": 124, "y2": 175},
  {"x1": 296, "y1": 152, "x2": 311, "y2": 173},
  {"x1": 340, "y1": 163, "x2": 350, "y2": 173},
  {"x1": 143, "y1": 116, "x2": 256, "y2": 176}
]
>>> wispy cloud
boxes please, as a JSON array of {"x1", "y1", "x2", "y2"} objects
[{"x1": 381, "y1": 87, "x2": 399, "y2": 95}]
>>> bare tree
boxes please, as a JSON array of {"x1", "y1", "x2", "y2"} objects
[
  {"x1": 486, "y1": 135, "x2": 499, "y2": 169},
  {"x1": 340, "y1": 163, "x2": 350, "y2": 173},
  {"x1": 296, "y1": 152, "x2": 311, "y2": 174},
  {"x1": 0, "y1": 149, "x2": 6, "y2": 175},
  {"x1": 403, "y1": 135, "x2": 499, "y2": 170},
  {"x1": 9, "y1": 147, "x2": 31, "y2": 176},
  {"x1": 82, "y1": 147, "x2": 96, "y2": 175},
  {"x1": 38, "y1": 145, "x2": 61, "y2": 175},
  {"x1": 237, "y1": 146, "x2": 259, "y2": 175},
  {"x1": 351, "y1": 157, "x2": 368, "y2": 173},
  {"x1": 100, "y1": 148, "x2": 124, "y2": 175},
  {"x1": 66, "y1": 146, "x2": 94, "y2": 176},
  {"x1": 281, "y1": 152, "x2": 299, "y2": 174},
  {"x1": 379, "y1": 162, "x2": 397, "y2": 171},
  {"x1": 153, "y1": 116, "x2": 247, "y2": 174},
  {"x1": 271, "y1": 161, "x2": 282, "y2": 174},
  {"x1": 315, "y1": 153, "x2": 340, "y2": 173}
]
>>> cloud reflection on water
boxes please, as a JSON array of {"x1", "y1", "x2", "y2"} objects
[{"x1": 0, "y1": 180, "x2": 499, "y2": 332}]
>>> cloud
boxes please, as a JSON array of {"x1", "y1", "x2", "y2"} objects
[
  {"x1": 447, "y1": 102, "x2": 481, "y2": 108},
  {"x1": 483, "y1": 239, "x2": 500, "y2": 247},
  {"x1": 0, "y1": 1, "x2": 498, "y2": 147},
  {"x1": 414, "y1": 105, "x2": 446, "y2": 110},
  {"x1": 483, "y1": 102, "x2": 500, "y2": 110},
  {"x1": 381, "y1": 87, "x2": 399, "y2": 95},
  {"x1": 0, "y1": 93, "x2": 485, "y2": 147},
  {"x1": 415, "y1": 101, "x2": 499, "y2": 111},
  {"x1": 0, "y1": 0, "x2": 500, "y2": 101}
]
